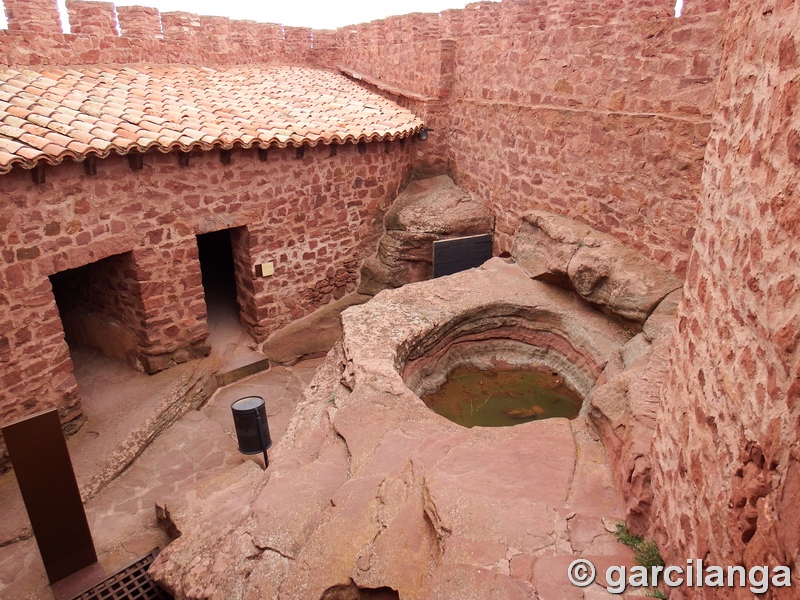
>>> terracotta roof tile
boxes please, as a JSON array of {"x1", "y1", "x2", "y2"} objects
[
  {"x1": 42, "y1": 143, "x2": 66, "y2": 155},
  {"x1": 90, "y1": 127, "x2": 118, "y2": 142},
  {"x1": 0, "y1": 64, "x2": 422, "y2": 173},
  {"x1": 67, "y1": 141, "x2": 91, "y2": 154},
  {"x1": 23, "y1": 123, "x2": 51, "y2": 137},
  {"x1": 17, "y1": 147, "x2": 44, "y2": 160},
  {"x1": 1, "y1": 124, "x2": 26, "y2": 139},
  {"x1": 88, "y1": 138, "x2": 112, "y2": 152},
  {"x1": 0, "y1": 137, "x2": 23, "y2": 153},
  {"x1": 67, "y1": 129, "x2": 96, "y2": 145},
  {"x1": 70, "y1": 119, "x2": 96, "y2": 133}
]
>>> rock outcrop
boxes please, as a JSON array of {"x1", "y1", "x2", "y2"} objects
[
  {"x1": 359, "y1": 175, "x2": 493, "y2": 295},
  {"x1": 587, "y1": 324, "x2": 675, "y2": 534},
  {"x1": 513, "y1": 211, "x2": 682, "y2": 324},
  {"x1": 261, "y1": 293, "x2": 371, "y2": 365},
  {"x1": 511, "y1": 212, "x2": 683, "y2": 533},
  {"x1": 151, "y1": 214, "x2": 683, "y2": 597}
]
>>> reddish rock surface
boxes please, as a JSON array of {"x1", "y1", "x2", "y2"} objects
[
  {"x1": 512, "y1": 211, "x2": 682, "y2": 534},
  {"x1": 514, "y1": 210, "x2": 682, "y2": 324},
  {"x1": 513, "y1": 210, "x2": 594, "y2": 287},
  {"x1": 0, "y1": 352, "x2": 320, "y2": 599},
  {"x1": 151, "y1": 259, "x2": 637, "y2": 598},
  {"x1": 261, "y1": 292, "x2": 372, "y2": 366},
  {"x1": 359, "y1": 175, "x2": 492, "y2": 294},
  {"x1": 588, "y1": 335, "x2": 671, "y2": 535}
]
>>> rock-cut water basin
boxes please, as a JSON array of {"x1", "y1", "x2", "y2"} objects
[{"x1": 421, "y1": 365, "x2": 583, "y2": 428}]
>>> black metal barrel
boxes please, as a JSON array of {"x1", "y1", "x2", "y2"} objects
[{"x1": 231, "y1": 396, "x2": 272, "y2": 467}]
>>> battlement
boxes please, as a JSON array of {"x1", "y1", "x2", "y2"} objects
[
  {"x1": 66, "y1": 0, "x2": 116, "y2": 36},
  {"x1": 116, "y1": 4, "x2": 160, "y2": 37},
  {"x1": 3, "y1": 0, "x2": 62, "y2": 33},
  {"x1": 0, "y1": 0, "x2": 313, "y2": 66},
  {"x1": 0, "y1": 0, "x2": 726, "y2": 70}
]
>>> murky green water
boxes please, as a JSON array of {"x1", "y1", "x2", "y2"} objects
[{"x1": 421, "y1": 365, "x2": 583, "y2": 428}]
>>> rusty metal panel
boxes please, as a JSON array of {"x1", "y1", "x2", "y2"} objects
[{"x1": 1, "y1": 409, "x2": 98, "y2": 584}]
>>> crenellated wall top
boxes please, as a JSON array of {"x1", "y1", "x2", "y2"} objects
[{"x1": 0, "y1": 0, "x2": 728, "y2": 68}]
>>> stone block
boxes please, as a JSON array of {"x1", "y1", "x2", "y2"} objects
[{"x1": 66, "y1": 0, "x2": 117, "y2": 37}]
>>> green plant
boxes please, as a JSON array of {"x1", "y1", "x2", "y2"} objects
[
  {"x1": 635, "y1": 538, "x2": 666, "y2": 571},
  {"x1": 613, "y1": 522, "x2": 642, "y2": 548},
  {"x1": 613, "y1": 523, "x2": 666, "y2": 596}
]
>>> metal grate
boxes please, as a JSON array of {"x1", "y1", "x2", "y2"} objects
[{"x1": 71, "y1": 549, "x2": 172, "y2": 600}]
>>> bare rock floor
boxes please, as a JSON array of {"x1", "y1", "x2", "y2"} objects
[
  {"x1": 152, "y1": 376, "x2": 636, "y2": 599},
  {"x1": 0, "y1": 350, "x2": 321, "y2": 600},
  {"x1": 1, "y1": 258, "x2": 647, "y2": 599},
  {"x1": 151, "y1": 260, "x2": 640, "y2": 599}
]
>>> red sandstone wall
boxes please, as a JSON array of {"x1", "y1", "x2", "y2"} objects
[
  {"x1": 335, "y1": 13, "x2": 451, "y2": 100},
  {"x1": 0, "y1": 0, "x2": 304, "y2": 67},
  {"x1": 3, "y1": 0, "x2": 62, "y2": 34},
  {"x1": 0, "y1": 142, "x2": 412, "y2": 467},
  {"x1": 651, "y1": 1, "x2": 800, "y2": 596},
  {"x1": 326, "y1": 0, "x2": 728, "y2": 277},
  {"x1": 331, "y1": 13, "x2": 455, "y2": 178},
  {"x1": 1, "y1": 0, "x2": 724, "y2": 277},
  {"x1": 446, "y1": 0, "x2": 727, "y2": 277}
]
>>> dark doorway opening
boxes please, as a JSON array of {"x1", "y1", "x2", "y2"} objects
[
  {"x1": 196, "y1": 229, "x2": 241, "y2": 350},
  {"x1": 48, "y1": 252, "x2": 162, "y2": 449},
  {"x1": 49, "y1": 252, "x2": 142, "y2": 366}
]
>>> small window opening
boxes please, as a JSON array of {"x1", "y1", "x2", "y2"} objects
[{"x1": 675, "y1": 0, "x2": 684, "y2": 17}]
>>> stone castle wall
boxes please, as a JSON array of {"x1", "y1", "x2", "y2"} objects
[
  {"x1": 448, "y1": 0, "x2": 727, "y2": 277},
  {"x1": 331, "y1": 0, "x2": 729, "y2": 277},
  {"x1": 651, "y1": 1, "x2": 800, "y2": 595},
  {"x1": 1, "y1": 0, "x2": 726, "y2": 278},
  {"x1": 1, "y1": 0, "x2": 312, "y2": 66}
]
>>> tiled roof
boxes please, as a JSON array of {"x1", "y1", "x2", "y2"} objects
[{"x1": 0, "y1": 65, "x2": 424, "y2": 174}]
